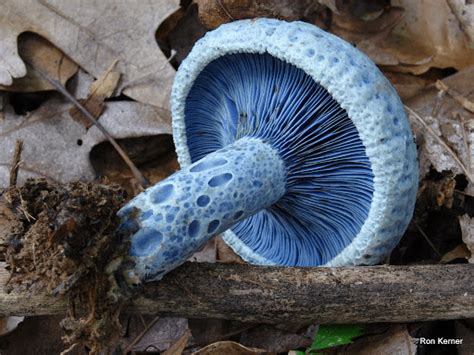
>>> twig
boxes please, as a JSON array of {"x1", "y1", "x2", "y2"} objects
[
  {"x1": 454, "y1": 189, "x2": 474, "y2": 197},
  {"x1": 415, "y1": 223, "x2": 442, "y2": 258},
  {"x1": 59, "y1": 342, "x2": 79, "y2": 355},
  {"x1": 435, "y1": 80, "x2": 474, "y2": 113},
  {"x1": 454, "y1": 112, "x2": 472, "y2": 176},
  {"x1": 25, "y1": 61, "x2": 149, "y2": 189},
  {"x1": 9, "y1": 140, "x2": 23, "y2": 187},
  {"x1": 405, "y1": 105, "x2": 474, "y2": 184}
]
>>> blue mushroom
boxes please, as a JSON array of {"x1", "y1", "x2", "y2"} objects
[{"x1": 118, "y1": 19, "x2": 419, "y2": 282}]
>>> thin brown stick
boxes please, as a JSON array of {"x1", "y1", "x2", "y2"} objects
[
  {"x1": 9, "y1": 140, "x2": 23, "y2": 187},
  {"x1": 25, "y1": 61, "x2": 149, "y2": 189},
  {"x1": 455, "y1": 112, "x2": 472, "y2": 176},
  {"x1": 415, "y1": 223, "x2": 442, "y2": 258},
  {"x1": 405, "y1": 105, "x2": 474, "y2": 183}
]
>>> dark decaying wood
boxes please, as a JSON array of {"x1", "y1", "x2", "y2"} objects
[{"x1": 0, "y1": 262, "x2": 472, "y2": 324}]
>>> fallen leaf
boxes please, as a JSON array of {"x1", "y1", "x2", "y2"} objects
[
  {"x1": 0, "y1": 32, "x2": 78, "y2": 92},
  {"x1": 0, "y1": 316, "x2": 24, "y2": 336},
  {"x1": 339, "y1": 325, "x2": 416, "y2": 355},
  {"x1": 132, "y1": 317, "x2": 190, "y2": 353},
  {"x1": 69, "y1": 60, "x2": 121, "y2": 128},
  {"x1": 447, "y1": 0, "x2": 474, "y2": 45},
  {"x1": 0, "y1": 92, "x2": 5, "y2": 120},
  {"x1": 440, "y1": 244, "x2": 471, "y2": 264},
  {"x1": 196, "y1": 0, "x2": 327, "y2": 29},
  {"x1": 0, "y1": 97, "x2": 171, "y2": 187},
  {"x1": 195, "y1": 0, "x2": 474, "y2": 75},
  {"x1": 216, "y1": 236, "x2": 245, "y2": 264},
  {"x1": 459, "y1": 214, "x2": 474, "y2": 263},
  {"x1": 190, "y1": 238, "x2": 217, "y2": 263},
  {"x1": 405, "y1": 66, "x2": 474, "y2": 187},
  {"x1": 163, "y1": 329, "x2": 191, "y2": 355},
  {"x1": 193, "y1": 341, "x2": 269, "y2": 355},
  {"x1": 383, "y1": 71, "x2": 432, "y2": 101},
  {"x1": 166, "y1": 4, "x2": 207, "y2": 65},
  {"x1": 331, "y1": 4, "x2": 404, "y2": 38},
  {"x1": 188, "y1": 318, "x2": 252, "y2": 348},
  {"x1": 239, "y1": 324, "x2": 315, "y2": 353},
  {"x1": 350, "y1": 0, "x2": 474, "y2": 74},
  {"x1": 0, "y1": 0, "x2": 179, "y2": 108},
  {"x1": 436, "y1": 80, "x2": 474, "y2": 114},
  {"x1": 455, "y1": 320, "x2": 474, "y2": 355}
]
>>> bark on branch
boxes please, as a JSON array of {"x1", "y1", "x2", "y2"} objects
[{"x1": 1, "y1": 262, "x2": 472, "y2": 324}]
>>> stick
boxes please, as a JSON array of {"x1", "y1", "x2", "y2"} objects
[
  {"x1": 26, "y1": 61, "x2": 149, "y2": 189},
  {"x1": 9, "y1": 140, "x2": 23, "y2": 187},
  {"x1": 0, "y1": 263, "x2": 472, "y2": 324}
]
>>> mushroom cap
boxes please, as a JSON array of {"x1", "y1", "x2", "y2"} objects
[{"x1": 171, "y1": 18, "x2": 419, "y2": 267}]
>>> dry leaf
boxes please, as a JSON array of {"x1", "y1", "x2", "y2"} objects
[
  {"x1": 0, "y1": 97, "x2": 171, "y2": 187},
  {"x1": 163, "y1": 329, "x2": 191, "y2": 355},
  {"x1": 383, "y1": 71, "x2": 432, "y2": 101},
  {"x1": 447, "y1": 0, "x2": 474, "y2": 44},
  {"x1": 0, "y1": 33, "x2": 78, "y2": 92},
  {"x1": 339, "y1": 325, "x2": 416, "y2": 355},
  {"x1": 0, "y1": 0, "x2": 179, "y2": 108},
  {"x1": 455, "y1": 320, "x2": 474, "y2": 355},
  {"x1": 0, "y1": 316, "x2": 24, "y2": 337},
  {"x1": 69, "y1": 60, "x2": 121, "y2": 128},
  {"x1": 196, "y1": 0, "x2": 327, "y2": 29},
  {"x1": 440, "y1": 244, "x2": 471, "y2": 264},
  {"x1": 193, "y1": 341, "x2": 270, "y2": 355},
  {"x1": 405, "y1": 66, "x2": 474, "y2": 187},
  {"x1": 459, "y1": 214, "x2": 474, "y2": 263},
  {"x1": 190, "y1": 239, "x2": 217, "y2": 263},
  {"x1": 333, "y1": 0, "x2": 474, "y2": 74},
  {"x1": 239, "y1": 324, "x2": 314, "y2": 353},
  {"x1": 216, "y1": 236, "x2": 245, "y2": 264},
  {"x1": 132, "y1": 317, "x2": 189, "y2": 353}
]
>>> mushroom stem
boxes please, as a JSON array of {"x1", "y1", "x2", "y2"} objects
[{"x1": 118, "y1": 137, "x2": 287, "y2": 281}]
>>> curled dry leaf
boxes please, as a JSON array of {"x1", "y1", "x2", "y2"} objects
[
  {"x1": 0, "y1": 98, "x2": 171, "y2": 187},
  {"x1": 0, "y1": 0, "x2": 179, "y2": 108},
  {"x1": 459, "y1": 214, "x2": 474, "y2": 263},
  {"x1": 351, "y1": 0, "x2": 474, "y2": 74},
  {"x1": 0, "y1": 33, "x2": 78, "y2": 92}
]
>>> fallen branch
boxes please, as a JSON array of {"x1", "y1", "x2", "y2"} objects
[{"x1": 1, "y1": 262, "x2": 473, "y2": 324}]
